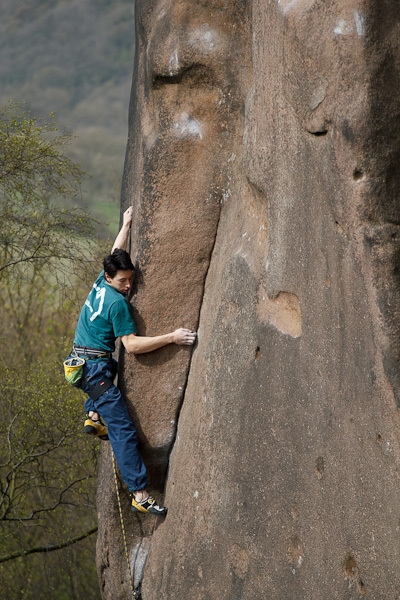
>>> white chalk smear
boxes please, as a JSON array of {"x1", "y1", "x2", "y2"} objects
[
  {"x1": 277, "y1": 0, "x2": 314, "y2": 15},
  {"x1": 188, "y1": 25, "x2": 218, "y2": 52},
  {"x1": 354, "y1": 11, "x2": 365, "y2": 36},
  {"x1": 334, "y1": 19, "x2": 352, "y2": 36},
  {"x1": 279, "y1": 0, "x2": 300, "y2": 13},
  {"x1": 334, "y1": 12, "x2": 365, "y2": 37},
  {"x1": 169, "y1": 50, "x2": 179, "y2": 75},
  {"x1": 173, "y1": 113, "x2": 203, "y2": 140}
]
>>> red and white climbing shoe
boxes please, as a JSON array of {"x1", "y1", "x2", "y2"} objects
[
  {"x1": 84, "y1": 417, "x2": 109, "y2": 440},
  {"x1": 131, "y1": 495, "x2": 167, "y2": 516}
]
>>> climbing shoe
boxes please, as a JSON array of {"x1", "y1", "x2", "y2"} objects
[
  {"x1": 131, "y1": 495, "x2": 168, "y2": 516},
  {"x1": 84, "y1": 417, "x2": 109, "y2": 440}
]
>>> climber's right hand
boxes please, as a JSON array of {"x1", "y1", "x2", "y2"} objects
[{"x1": 172, "y1": 328, "x2": 197, "y2": 345}]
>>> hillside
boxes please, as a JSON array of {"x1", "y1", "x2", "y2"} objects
[{"x1": 0, "y1": 0, "x2": 135, "y2": 233}]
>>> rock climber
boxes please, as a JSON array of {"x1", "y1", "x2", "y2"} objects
[{"x1": 69, "y1": 206, "x2": 196, "y2": 515}]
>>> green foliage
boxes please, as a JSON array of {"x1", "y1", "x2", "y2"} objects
[
  {"x1": 0, "y1": 347, "x2": 100, "y2": 599},
  {"x1": 0, "y1": 348, "x2": 97, "y2": 532},
  {"x1": 0, "y1": 102, "x2": 102, "y2": 298},
  {"x1": 0, "y1": 276, "x2": 102, "y2": 598},
  {"x1": 0, "y1": 102, "x2": 104, "y2": 598},
  {"x1": 0, "y1": 102, "x2": 82, "y2": 201}
]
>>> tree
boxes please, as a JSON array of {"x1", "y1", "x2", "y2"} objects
[
  {"x1": 0, "y1": 102, "x2": 105, "y2": 599},
  {"x1": 0, "y1": 101, "x2": 99, "y2": 292}
]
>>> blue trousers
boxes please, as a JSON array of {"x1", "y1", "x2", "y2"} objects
[{"x1": 79, "y1": 358, "x2": 147, "y2": 492}]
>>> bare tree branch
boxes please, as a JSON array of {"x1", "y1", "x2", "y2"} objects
[
  {"x1": 0, "y1": 525, "x2": 98, "y2": 563},
  {"x1": 2, "y1": 475, "x2": 95, "y2": 522}
]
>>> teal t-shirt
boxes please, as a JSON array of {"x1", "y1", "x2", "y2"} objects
[{"x1": 74, "y1": 271, "x2": 137, "y2": 352}]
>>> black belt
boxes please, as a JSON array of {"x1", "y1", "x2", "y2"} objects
[{"x1": 72, "y1": 345, "x2": 112, "y2": 360}]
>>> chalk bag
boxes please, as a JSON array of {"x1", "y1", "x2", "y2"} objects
[{"x1": 63, "y1": 356, "x2": 85, "y2": 387}]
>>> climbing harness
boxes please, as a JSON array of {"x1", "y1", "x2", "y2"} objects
[
  {"x1": 112, "y1": 450, "x2": 141, "y2": 599},
  {"x1": 72, "y1": 345, "x2": 112, "y2": 360}
]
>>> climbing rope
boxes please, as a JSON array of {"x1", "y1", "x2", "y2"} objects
[{"x1": 111, "y1": 450, "x2": 139, "y2": 599}]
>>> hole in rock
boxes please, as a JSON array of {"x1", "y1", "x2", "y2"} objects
[
  {"x1": 257, "y1": 290, "x2": 302, "y2": 338},
  {"x1": 353, "y1": 169, "x2": 364, "y2": 181},
  {"x1": 344, "y1": 553, "x2": 358, "y2": 578},
  {"x1": 309, "y1": 129, "x2": 328, "y2": 136},
  {"x1": 315, "y1": 456, "x2": 325, "y2": 479},
  {"x1": 358, "y1": 579, "x2": 366, "y2": 597},
  {"x1": 153, "y1": 63, "x2": 215, "y2": 89}
]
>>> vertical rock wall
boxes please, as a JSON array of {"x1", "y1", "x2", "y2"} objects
[{"x1": 97, "y1": 1, "x2": 400, "y2": 598}]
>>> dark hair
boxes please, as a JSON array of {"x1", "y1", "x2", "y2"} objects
[{"x1": 103, "y1": 249, "x2": 135, "y2": 279}]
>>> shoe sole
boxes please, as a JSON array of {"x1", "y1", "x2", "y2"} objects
[
  {"x1": 148, "y1": 507, "x2": 168, "y2": 516},
  {"x1": 131, "y1": 506, "x2": 168, "y2": 516},
  {"x1": 84, "y1": 425, "x2": 109, "y2": 440},
  {"x1": 84, "y1": 425, "x2": 97, "y2": 435},
  {"x1": 131, "y1": 499, "x2": 167, "y2": 516}
]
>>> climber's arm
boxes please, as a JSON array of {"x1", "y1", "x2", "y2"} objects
[
  {"x1": 121, "y1": 328, "x2": 196, "y2": 355},
  {"x1": 112, "y1": 206, "x2": 133, "y2": 252}
]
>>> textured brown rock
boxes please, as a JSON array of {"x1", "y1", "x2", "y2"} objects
[{"x1": 97, "y1": 1, "x2": 400, "y2": 598}]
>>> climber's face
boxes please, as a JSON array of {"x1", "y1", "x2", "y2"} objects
[{"x1": 105, "y1": 269, "x2": 133, "y2": 295}]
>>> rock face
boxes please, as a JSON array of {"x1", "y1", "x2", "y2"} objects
[{"x1": 97, "y1": 1, "x2": 400, "y2": 598}]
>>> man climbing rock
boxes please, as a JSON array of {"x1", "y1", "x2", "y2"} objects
[{"x1": 70, "y1": 206, "x2": 196, "y2": 515}]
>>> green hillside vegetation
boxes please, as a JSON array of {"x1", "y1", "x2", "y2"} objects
[{"x1": 0, "y1": 0, "x2": 135, "y2": 234}]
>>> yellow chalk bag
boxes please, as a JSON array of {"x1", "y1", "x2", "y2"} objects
[{"x1": 63, "y1": 356, "x2": 85, "y2": 387}]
